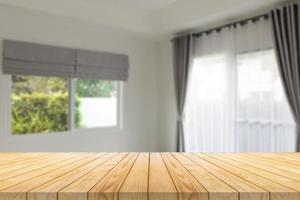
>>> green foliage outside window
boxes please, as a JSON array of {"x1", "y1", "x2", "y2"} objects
[
  {"x1": 75, "y1": 80, "x2": 117, "y2": 97},
  {"x1": 11, "y1": 75, "x2": 117, "y2": 135},
  {"x1": 12, "y1": 76, "x2": 81, "y2": 135},
  {"x1": 12, "y1": 92, "x2": 81, "y2": 135},
  {"x1": 12, "y1": 76, "x2": 68, "y2": 95},
  {"x1": 13, "y1": 92, "x2": 65, "y2": 134}
]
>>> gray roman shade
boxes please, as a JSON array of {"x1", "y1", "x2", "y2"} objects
[
  {"x1": 3, "y1": 40, "x2": 130, "y2": 81},
  {"x1": 75, "y1": 49, "x2": 129, "y2": 81},
  {"x1": 3, "y1": 40, "x2": 76, "y2": 77}
]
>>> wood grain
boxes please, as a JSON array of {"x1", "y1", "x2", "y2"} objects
[
  {"x1": 59, "y1": 153, "x2": 128, "y2": 200},
  {"x1": 197, "y1": 153, "x2": 300, "y2": 200},
  {"x1": 88, "y1": 153, "x2": 139, "y2": 200},
  {"x1": 161, "y1": 153, "x2": 208, "y2": 200},
  {"x1": 184, "y1": 153, "x2": 269, "y2": 200},
  {"x1": 0, "y1": 153, "x2": 299, "y2": 200},
  {"x1": 119, "y1": 153, "x2": 149, "y2": 200},
  {"x1": 0, "y1": 153, "x2": 99, "y2": 200},
  {"x1": 172, "y1": 153, "x2": 238, "y2": 200},
  {"x1": 28, "y1": 153, "x2": 114, "y2": 200},
  {"x1": 148, "y1": 153, "x2": 177, "y2": 200}
]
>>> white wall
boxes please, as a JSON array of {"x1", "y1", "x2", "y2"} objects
[
  {"x1": 0, "y1": 5, "x2": 158, "y2": 152},
  {"x1": 148, "y1": 0, "x2": 286, "y2": 36},
  {"x1": 156, "y1": 41, "x2": 177, "y2": 152}
]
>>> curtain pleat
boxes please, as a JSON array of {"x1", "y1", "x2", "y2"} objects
[
  {"x1": 172, "y1": 35, "x2": 193, "y2": 152},
  {"x1": 271, "y1": 2, "x2": 300, "y2": 151}
]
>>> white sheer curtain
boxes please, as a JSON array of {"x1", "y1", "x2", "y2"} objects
[{"x1": 184, "y1": 18, "x2": 296, "y2": 152}]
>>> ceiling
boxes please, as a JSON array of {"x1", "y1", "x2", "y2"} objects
[
  {"x1": 106, "y1": 0, "x2": 179, "y2": 16},
  {"x1": 0, "y1": 0, "x2": 289, "y2": 40}
]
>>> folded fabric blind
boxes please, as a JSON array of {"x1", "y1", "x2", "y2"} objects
[
  {"x1": 76, "y1": 49, "x2": 129, "y2": 81},
  {"x1": 3, "y1": 40, "x2": 129, "y2": 81},
  {"x1": 3, "y1": 40, "x2": 76, "y2": 77}
]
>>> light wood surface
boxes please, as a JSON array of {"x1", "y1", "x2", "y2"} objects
[{"x1": 0, "y1": 153, "x2": 299, "y2": 200}]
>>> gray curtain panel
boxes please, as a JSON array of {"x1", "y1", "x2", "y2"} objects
[
  {"x1": 271, "y1": 2, "x2": 300, "y2": 151},
  {"x1": 172, "y1": 34, "x2": 192, "y2": 152}
]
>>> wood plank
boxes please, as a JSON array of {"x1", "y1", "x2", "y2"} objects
[
  {"x1": 161, "y1": 153, "x2": 208, "y2": 200},
  {"x1": 184, "y1": 153, "x2": 269, "y2": 200},
  {"x1": 0, "y1": 153, "x2": 51, "y2": 165},
  {"x1": 119, "y1": 153, "x2": 149, "y2": 200},
  {"x1": 0, "y1": 153, "x2": 77, "y2": 181},
  {"x1": 209, "y1": 153, "x2": 300, "y2": 191},
  {"x1": 88, "y1": 153, "x2": 139, "y2": 200},
  {"x1": 59, "y1": 153, "x2": 128, "y2": 200},
  {"x1": 28, "y1": 153, "x2": 115, "y2": 200},
  {"x1": 0, "y1": 153, "x2": 60, "y2": 172},
  {"x1": 224, "y1": 153, "x2": 300, "y2": 181},
  {"x1": 172, "y1": 153, "x2": 238, "y2": 200},
  {"x1": 276, "y1": 153, "x2": 300, "y2": 158},
  {"x1": 0, "y1": 153, "x2": 41, "y2": 161},
  {"x1": 0, "y1": 154, "x2": 68, "y2": 174},
  {"x1": 0, "y1": 153, "x2": 99, "y2": 200},
  {"x1": 1, "y1": 153, "x2": 300, "y2": 200},
  {"x1": 196, "y1": 153, "x2": 300, "y2": 200},
  {"x1": 0, "y1": 153, "x2": 93, "y2": 191},
  {"x1": 148, "y1": 153, "x2": 177, "y2": 200},
  {"x1": 245, "y1": 153, "x2": 300, "y2": 168}
]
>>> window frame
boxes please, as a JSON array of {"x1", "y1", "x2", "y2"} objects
[{"x1": 8, "y1": 75, "x2": 123, "y2": 136}]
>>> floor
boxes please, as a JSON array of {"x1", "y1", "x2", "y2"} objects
[{"x1": 0, "y1": 152, "x2": 299, "y2": 200}]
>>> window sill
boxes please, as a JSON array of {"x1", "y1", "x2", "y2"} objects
[{"x1": 6, "y1": 126, "x2": 123, "y2": 139}]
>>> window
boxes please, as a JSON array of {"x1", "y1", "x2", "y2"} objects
[
  {"x1": 237, "y1": 50, "x2": 292, "y2": 124},
  {"x1": 11, "y1": 75, "x2": 120, "y2": 135},
  {"x1": 235, "y1": 50, "x2": 295, "y2": 151},
  {"x1": 185, "y1": 49, "x2": 295, "y2": 152},
  {"x1": 73, "y1": 79, "x2": 118, "y2": 129},
  {"x1": 185, "y1": 55, "x2": 234, "y2": 152}
]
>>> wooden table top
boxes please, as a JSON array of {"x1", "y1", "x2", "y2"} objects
[{"x1": 0, "y1": 153, "x2": 299, "y2": 200}]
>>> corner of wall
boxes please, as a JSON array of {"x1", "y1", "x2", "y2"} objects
[{"x1": 156, "y1": 40, "x2": 177, "y2": 152}]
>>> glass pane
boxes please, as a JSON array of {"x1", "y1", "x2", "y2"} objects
[
  {"x1": 184, "y1": 54, "x2": 235, "y2": 152},
  {"x1": 12, "y1": 75, "x2": 69, "y2": 135},
  {"x1": 192, "y1": 55, "x2": 228, "y2": 101},
  {"x1": 73, "y1": 79, "x2": 118, "y2": 128},
  {"x1": 235, "y1": 49, "x2": 295, "y2": 152},
  {"x1": 237, "y1": 50, "x2": 294, "y2": 123}
]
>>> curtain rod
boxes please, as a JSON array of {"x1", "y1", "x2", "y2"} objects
[{"x1": 192, "y1": 12, "x2": 270, "y2": 38}]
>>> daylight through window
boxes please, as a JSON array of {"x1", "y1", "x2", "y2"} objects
[{"x1": 11, "y1": 75, "x2": 119, "y2": 135}]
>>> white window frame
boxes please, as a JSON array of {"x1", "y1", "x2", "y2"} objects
[{"x1": 5, "y1": 75, "x2": 124, "y2": 137}]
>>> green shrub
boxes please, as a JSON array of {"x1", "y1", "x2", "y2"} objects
[{"x1": 12, "y1": 92, "x2": 81, "y2": 135}]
